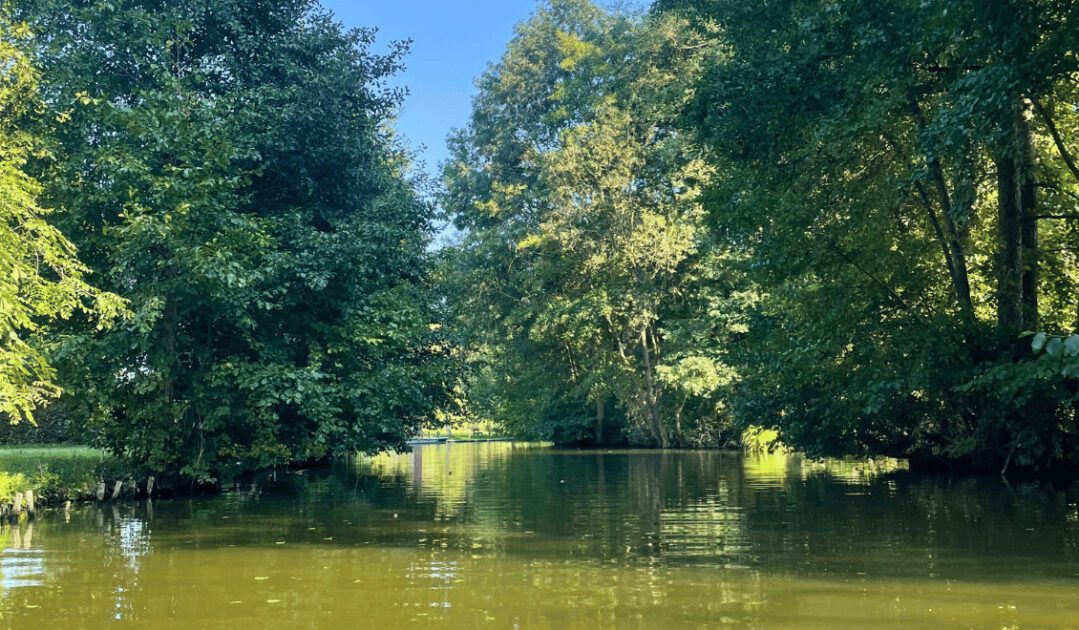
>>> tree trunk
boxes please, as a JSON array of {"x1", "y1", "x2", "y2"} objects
[
  {"x1": 594, "y1": 396, "x2": 605, "y2": 445},
  {"x1": 674, "y1": 399, "x2": 686, "y2": 447},
  {"x1": 910, "y1": 101, "x2": 975, "y2": 330},
  {"x1": 930, "y1": 161, "x2": 975, "y2": 327},
  {"x1": 916, "y1": 183, "x2": 962, "y2": 306},
  {"x1": 638, "y1": 326, "x2": 667, "y2": 448},
  {"x1": 161, "y1": 294, "x2": 178, "y2": 416},
  {"x1": 996, "y1": 143, "x2": 1024, "y2": 343},
  {"x1": 1018, "y1": 110, "x2": 1039, "y2": 331}
]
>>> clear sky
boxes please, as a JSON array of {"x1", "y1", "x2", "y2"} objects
[{"x1": 320, "y1": 1, "x2": 540, "y2": 177}]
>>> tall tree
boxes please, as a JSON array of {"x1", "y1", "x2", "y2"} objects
[
  {"x1": 444, "y1": 0, "x2": 741, "y2": 446},
  {"x1": 658, "y1": 0, "x2": 1079, "y2": 470}
]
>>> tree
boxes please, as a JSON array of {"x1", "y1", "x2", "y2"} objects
[
  {"x1": 25, "y1": 0, "x2": 454, "y2": 481},
  {"x1": 658, "y1": 0, "x2": 1079, "y2": 471},
  {"x1": 0, "y1": 10, "x2": 123, "y2": 426},
  {"x1": 443, "y1": 0, "x2": 741, "y2": 446}
]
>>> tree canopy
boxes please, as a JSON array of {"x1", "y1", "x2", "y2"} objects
[
  {"x1": 442, "y1": 0, "x2": 743, "y2": 447},
  {"x1": 444, "y1": 0, "x2": 1079, "y2": 473},
  {"x1": 652, "y1": 0, "x2": 1079, "y2": 471},
  {"x1": 12, "y1": 0, "x2": 455, "y2": 481},
  {"x1": 1, "y1": 0, "x2": 1077, "y2": 479},
  {"x1": 0, "y1": 9, "x2": 123, "y2": 426}
]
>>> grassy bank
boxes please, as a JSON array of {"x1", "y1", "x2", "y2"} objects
[{"x1": 0, "y1": 445, "x2": 126, "y2": 506}]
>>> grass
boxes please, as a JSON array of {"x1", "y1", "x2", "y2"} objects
[
  {"x1": 0, "y1": 444, "x2": 122, "y2": 504},
  {"x1": 420, "y1": 420, "x2": 512, "y2": 441},
  {"x1": 0, "y1": 445, "x2": 104, "y2": 460}
]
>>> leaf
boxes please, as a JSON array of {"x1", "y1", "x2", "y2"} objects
[
  {"x1": 1031, "y1": 332, "x2": 1048, "y2": 353},
  {"x1": 1064, "y1": 335, "x2": 1079, "y2": 357},
  {"x1": 1045, "y1": 337, "x2": 1064, "y2": 358}
]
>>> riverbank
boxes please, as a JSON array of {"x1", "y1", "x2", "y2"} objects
[
  {"x1": 0, "y1": 445, "x2": 131, "y2": 507},
  {"x1": 5, "y1": 438, "x2": 1061, "y2": 515},
  {"x1": 1, "y1": 438, "x2": 520, "y2": 510}
]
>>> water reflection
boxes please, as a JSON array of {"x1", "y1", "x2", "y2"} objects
[
  {"x1": 0, "y1": 444, "x2": 1076, "y2": 628},
  {"x1": 1, "y1": 524, "x2": 42, "y2": 593},
  {"x1": 358, "y1": 446, "x2": 919, "y2": 572}
]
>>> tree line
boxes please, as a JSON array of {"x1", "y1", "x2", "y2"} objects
[
  {"x1": 442, "y1": 0, "x2": 1079, "y2": 474},
  {"x1": 2, "y1": 0, "x2": 1077, "y2": 480}
]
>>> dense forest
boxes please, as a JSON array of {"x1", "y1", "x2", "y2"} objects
[{"x1": 1, "y1": 0, "x2": 1077, "y2": 483}]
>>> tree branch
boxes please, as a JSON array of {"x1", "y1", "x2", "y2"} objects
[
  {"x1": 914, "y1": 181, "x2": 961, "y2": 301},
  {"x1": 1032, "y1": 97, "x2": 1079, "y2": 185},
  {"x1": 825, "y1": 240, "x2": 927, "y2": 327},
  {"x1": 909, "y1": 99, "x2": 975, "y2": 324}
]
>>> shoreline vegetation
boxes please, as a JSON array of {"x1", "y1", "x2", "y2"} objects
[
  {"x1": 5, "y1": 432, "x2": 1068, "y2": 515},
  {"x1": 0, "y1": 438, "x2": 772, "y2": 509},
  {"x1": 0, "y1": 445, "x2": 120, "y2": 510},
  {"x1": 0, "y1": 0, "x2": 1076, "y2": 488}
]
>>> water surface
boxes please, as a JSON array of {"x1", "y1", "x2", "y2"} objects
[{"x1": 2, "y1": 443, "x2": 1078, "y2": 628}]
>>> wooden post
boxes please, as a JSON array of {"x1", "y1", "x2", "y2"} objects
[
  {"x1": 24, "y1": 490, "x2": 35, "y2": 520},
  {"x1": 96, "y1": 481, "x2": 106, "y2": 501},
  {"x1": 12, "y1": 492, "x2": 23, "y2": 519},
  {"x1": 111, "y1": 480, "x2": 123, "y2": 500},
  {"x1": 146, "y1": 475, "x2": 155, "y2": 498}
]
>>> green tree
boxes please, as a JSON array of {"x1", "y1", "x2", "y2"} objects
[
  {"x1": 443, "y1": 0, "x2": 741, "y2": 446},
  {"x1": 659, "y1": 0, "x2": 1079, "y2": 471},
  {"x1": 0, "y1": 10, "x2": 123, "y2": 425},
  {"x1": 25, "y1": 0, "x2": 454, "y2": 481}
]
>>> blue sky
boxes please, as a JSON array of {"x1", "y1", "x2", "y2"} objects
[{"x1": 321, "y1": 1, "x2": 540, "y2": 176}]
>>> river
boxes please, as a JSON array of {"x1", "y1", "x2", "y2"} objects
[{"x1": 2, "y1": 443, "x2": 1078, "y2": 628}]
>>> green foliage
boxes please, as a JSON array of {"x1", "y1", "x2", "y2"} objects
[
  {"x1": 0, "y1": 400, "x2": 89, "y2": 444},
  {"x1": 446, "y1": 0, "x2": 1077, "y2": 472},
  {"x1": 740, "y1": 426, "x2": 785, "y2": 455},
  {"x1": 0, "y1": 471, "x2": 27, "y2": 503},
  {"x1": 959, "y1": 333, "x2": 1079, "y2": 470},
  {"x1": 656, "y1": 0, "x2": 1079, "y2": 470},
  {"x1": 3, "y1": 0, "x2": 1075, "y2": 479},
  {"x1": 442, "y1": 0, "x2": 743, "y2": 447},
  {"x1": 15, "y1": 0, "x2": 455, "y2": 482},
  {"x1": 0, "y1": 9, "x2": 124, "y2": 426}
]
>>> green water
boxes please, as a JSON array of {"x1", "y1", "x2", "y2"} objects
[{"x1": 2, "y1": 443, "x2": 1079, "y2": 628}]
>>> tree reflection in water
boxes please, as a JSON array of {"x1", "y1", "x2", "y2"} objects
[{"x1": 0, "y1": 444, "x2": 1075, "y2": 628}]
